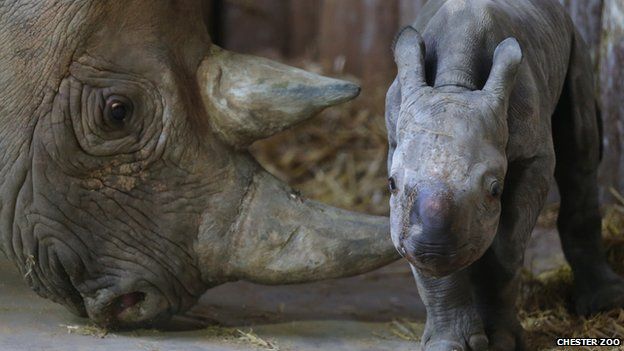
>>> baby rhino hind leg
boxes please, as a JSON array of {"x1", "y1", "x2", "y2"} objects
[{"x1": 553, "y1": 30, "x2": 624, "y2": 316}]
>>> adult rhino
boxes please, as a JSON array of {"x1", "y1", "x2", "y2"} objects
[{"x1": 0, "y1": 1, "x2": 398, "y2": 328}]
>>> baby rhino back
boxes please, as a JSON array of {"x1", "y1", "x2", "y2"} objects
[{"x1": 414, "y1": 0, "x2": 573, "y2": 130}]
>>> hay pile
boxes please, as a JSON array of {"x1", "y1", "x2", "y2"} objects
[
  {"x1": 520, "y1": 268, "x2": 624, "y2": 351},
  {"x1": 251, "y1": 96, "x2": 390, "y2": 216},
  {"x1": 520, "y1": 205, "x2": 624, "y2": 351}
]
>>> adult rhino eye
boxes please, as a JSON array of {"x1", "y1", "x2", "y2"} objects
[
  {"x1": 489, "y1": 180, "x2": 502, "y2": 198},
  {"x1": 111, "y1": 102, "x2": 127, "y2": 121},
  {"x1": 105, "y1": 96, "x2": 132, "y2": 123}
]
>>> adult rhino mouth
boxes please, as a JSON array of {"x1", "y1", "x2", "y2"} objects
[
  {"x1": 84, "y1": 287, "x2": 170, "y2": 329},
  {"x1": 111, "y1": 291, "x2": 146, "y2": 317}
]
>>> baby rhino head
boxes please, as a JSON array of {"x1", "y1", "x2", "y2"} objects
[{"x1": 386, "y1": 27, "x2": 523, "y2": 277}]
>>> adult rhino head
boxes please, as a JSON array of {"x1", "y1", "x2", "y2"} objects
[{"x1": 0, "y1": 1, "x2": 397, "y2": 328}]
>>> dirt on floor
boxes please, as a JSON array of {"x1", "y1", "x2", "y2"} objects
[{"x1": 0, "y1": 253, "x2": 425, "y2": 351}]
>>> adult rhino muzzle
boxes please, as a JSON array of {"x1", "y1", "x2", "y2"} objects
[
  {"x1": 75, "y1": 52, "x2": 394, "y2": 328},
  {"x1": 0, "y1": 1, "x2": 398, "y2": 329},
  {"x1": 85, "y1": 287, "x2": 165, "y2": 327}
]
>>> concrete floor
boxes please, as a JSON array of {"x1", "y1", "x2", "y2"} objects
[{"x1": 0, "y1": 226, "x2": 565, "y2": 351}]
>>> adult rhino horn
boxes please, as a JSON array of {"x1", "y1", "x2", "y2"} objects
[
  {"x1": 197, "y1": 47, "x2": 361, "y2": 148},
  {"x1": 219, "y1": 169, "x2": 400, "y2": 284}
]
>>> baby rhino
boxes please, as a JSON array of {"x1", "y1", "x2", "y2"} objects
[{"x1": 386, "y1": 0, "x2": 624, "y2": 350}]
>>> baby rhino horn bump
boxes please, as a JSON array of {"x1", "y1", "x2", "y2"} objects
[{"x1": 198, "y1": 47, "x2": 361, "y2": 148}]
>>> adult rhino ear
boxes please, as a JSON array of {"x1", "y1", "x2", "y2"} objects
[
  {"x1": 393, "y1": 26, "x2": 427, "y2": 97},
  {"x1": 197, "y1": 47, "x2": 360, "y2": 148},
  {"x1": 483, "y1": 37, "x2": 523, "y2": 102}
]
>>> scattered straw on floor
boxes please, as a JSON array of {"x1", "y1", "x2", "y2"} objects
[
  {"x1": 388, "y1": 319, "x2": 424, "y2": 341},
  {"x1": 199, "y1": 325, "x2": 239, "y2": 339},
  {"x1": 61, "y1": 324, "x2": 109, "y2": 338},
  {"x1": 236, "y1": 329, "x2": 280, "y2": 351}
]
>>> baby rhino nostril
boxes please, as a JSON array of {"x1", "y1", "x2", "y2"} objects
[{"x1": 113, "y1": 291, "x2": 145, "y2": 317}]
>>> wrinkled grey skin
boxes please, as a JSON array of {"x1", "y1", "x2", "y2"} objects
[
  {"x1": 0, "y1": 1, "x2": 399, "y2": 329},
  {"x1": 386, "y1": 0, "x2": 624, "y2": 350}
]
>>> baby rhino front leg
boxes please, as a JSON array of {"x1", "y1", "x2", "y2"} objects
[{"x1": 414, "y1": 267, "x2": 489, "y2": 351}]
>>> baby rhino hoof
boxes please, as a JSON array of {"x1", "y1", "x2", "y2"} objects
[
  {"x1": 487, "y1": 327, "x2": 524, "y2": 351},
  {"x1": 576, "y1": 279, "x2": 624, "y2": 316},
  {"x1": 422, "y1": 333, "x2": 488, "y2": 351},
  {"x1": 421, "y1": 306, "x2": 489, "y2": 351}
]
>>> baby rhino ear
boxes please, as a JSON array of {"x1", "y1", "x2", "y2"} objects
[
  {"x1": 393, "y1": 26, "x2": 428, "y2": 95},
  {"x1": 483, "y1": 37, "x2": 523, "y2": 102}
]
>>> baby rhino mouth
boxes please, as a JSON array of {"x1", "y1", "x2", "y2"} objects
[{"x1": 401, "y1": 237, "x2": 476, "y2": 277}]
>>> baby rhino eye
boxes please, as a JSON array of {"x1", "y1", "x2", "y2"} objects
[
  {"x1": 489, "y1": 180, "x2": 502, "y2": 198},
  {"x1": 388, "y1": 177, "x2": 398, "y2": 193},
  {"x1": 105, "y1": 96, "x2": 132, "y2": 123}
]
